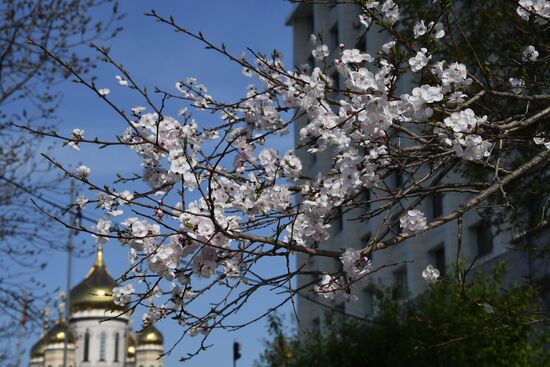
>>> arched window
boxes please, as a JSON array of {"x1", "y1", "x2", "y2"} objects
[
  {"x1": 99, "y1": 331, "x2": 107, "y2": 361},
  {"x1": 114, "y1": 332, "x2": 120, "y2": 362},
  {"x1": 83, "y1": 330, "x2": 90, "y2": 362}
]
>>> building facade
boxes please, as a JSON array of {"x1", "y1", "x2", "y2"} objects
[
  {"x1": 285, "y1": 1, "x2": 523, "y2": 331},
  {"x1": 28, "y1": 247, "x2": 164, "y2": 367}
]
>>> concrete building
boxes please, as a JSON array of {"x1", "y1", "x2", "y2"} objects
[
  {"x1": 285, "y1": 1, "x2": 527, "y2": 331},
  {"x1": 28, "y1": 246, "x2": 164, "y2": 367}
]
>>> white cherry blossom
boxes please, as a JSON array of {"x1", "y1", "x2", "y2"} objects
[
  {"x1": 381, "y1": 0, "x2": 399, "y2": 24},
  {"x1": 312, "y1": 44, "x2": 329, "y2": 60},
  {"x1": 413, "y1": 20, "x2": 427, "y2": 38},
  {"x1": 116, "y1": 75, "x2": 129, "y2": 86},
  {"x1": 113, "y1": 284, "x2": 134, "y2": 306},
  {"x1": 432, "y1": 22, "x2": 445, "y2": 39},
  {"x1": 422, "y1": 265, "x2": 440, "y2": 283},
  {"x1": 409, "y1": 48, "x2": 431, "y2": 72},
  {"x1": 359, "y1": 13, "x2": 372, "y2": 28},
  {"x1": 400, "y1": 209, "x2": 428, "y2": 234},
  {"x1": 517, "y1": 0, "x2": 550, "y2": 22},
  {"x1": 76, "y1": 165, "x2": 91, "y2": 179},
  {"x1": 510, "y1": 77, "x2": 526, "y2": 94},
  {"x1": 522, "y1": 45, "x2": 539, "y2": 62},
  {"x1": 341, "y1": 49, "x2": 373, "y2": 64},
  {"x1": 76, "y1": 194, "x2": 88, "y2": 208}
]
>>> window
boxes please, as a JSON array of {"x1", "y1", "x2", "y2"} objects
[
  {"x1": 357, "y1": 189, "x2": 371, "y2": 212},
  {"x1": 430, "y1": 245, "x2": 445, "y2": 277},
  {"x1": 329, "y1": 23, "x2": 339, "y2": 52},
  {"x1": 83, "y1": 330, "x2": 90, "y2": 362},
  {"x1": 472, "y1": 221, "x2": 493, "y2": 256},
  {"x1": 334, "y1": 206, "x2": 344, "y2": 232},
  {"x1": 307, "y1": 54, "x2": 315, "y2": 71},
  {"x1": 333, "y1": 256, "x2": 343, "y2": 273},
  {"x1": 388, "y1": 213, "x2": 401, "y2": 235},
  {"x1": 99, "y1": 331, "x2": 107, "y2": 361},
  {"x1": 310, "y1": 151, "x2": 317, "y2": 165},
  {"x1": 430, "y1": 192, "x2": 444, "y2": 219},
  {"x1": 312, "y1": 317, "x2": 321, "y2": 333},
  {"x1": 363, "y1": 288, "x2": 374, "y2": 316},
  {"x1": 331, "y1": 70, "x2": 340, "y2": 90},
  {"x1": 334, "y1": 302, "x2": 346, "y2": 324},
  {"x1": 393, "y1": 267, "x2": 408, "y2": 298},
  {"x1": 394, "y1": 170, "x2": 403, "y2": 189},
  {"x1": 355, "y1": 33, "x2": 367, "y2": 53},
  {"x1": 310, "y1": 258, "x2": 321, "y2": 288},
  {"x1": 114, "y1": 332, "x2": 120, "y2": 362},
  {"x1": 329, "y1": 70, "x2": 341, "y2": 108}
]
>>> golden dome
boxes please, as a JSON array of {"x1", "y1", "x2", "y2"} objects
[
  {"x1": 69, "y1": 245, "x2": 123, "y2": 313},
  {"x1": 30, "y1": 336, "x2": 47, "y2": 358},
  {"x1": 137, "y1": 325, "x2": 164, "y2": 346},
  {"x1": 30, "y1": 308, "x2": 50, "y2": 358},
  {"x1": 127, "y1": 333, "x2": 136, "y2": 357},
  {"x1": 43, "y1": 320, "x2": 75, "y2": 345}
]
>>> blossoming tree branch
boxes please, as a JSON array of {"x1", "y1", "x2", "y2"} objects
[{"x1": 22, "y1": 0, "x2": 550, "y2": 359}]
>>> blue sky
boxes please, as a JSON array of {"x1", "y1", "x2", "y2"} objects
[{"x1": 19, "y1": 1, "x2": 298, "y2": 366}]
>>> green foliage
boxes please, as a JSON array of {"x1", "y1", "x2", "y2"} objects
[{"x1": 256, "y1": 268, "x2": 550, "y2": 367}]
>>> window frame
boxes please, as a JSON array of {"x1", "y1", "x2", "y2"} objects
[
  {"x1": 99, "y1": 331, "x2": 107, "y2": 362},
  {"x1": 471, "y1": 220, "x2": 494, "y2": 257}
]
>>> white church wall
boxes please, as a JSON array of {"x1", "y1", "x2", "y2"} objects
[
  {"x1": 70, "y1": 310, "x2": 129, "y2": 367},
  {"x1": 135, "y1": 346, "x2": 164, "y2": 367},
  {"x1": 44, "y1": 343, "x2": 75, "y2": 367}
]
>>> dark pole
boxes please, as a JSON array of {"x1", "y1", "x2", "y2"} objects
[
  {"x1": 233, "y1": 341, "x2": 241, "y2": 367},
  {"x1": 63, "y1": 181, "x2": 76, "y2": 367}
]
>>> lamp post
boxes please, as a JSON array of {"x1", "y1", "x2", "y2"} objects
[{"x1": 63, "y1": 181, "x2": 80, "y2": 367}]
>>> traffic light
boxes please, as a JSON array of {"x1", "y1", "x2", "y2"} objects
[{"x1": 233, "y1": 341, "x2": 241, "y2": 361}]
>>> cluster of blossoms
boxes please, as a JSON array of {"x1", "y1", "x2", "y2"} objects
[
  {"x1": 400, "y1": 210, "x2": 428, "y2": 234},
  {"x1": 113, "y1": 284, "x2": 135, "y2": 306},
  {"x1": 413, "y1": 20, "x2": 445, "y2": 39},
  {"x1": 516, "y1": 0, "x2": 550, "y2": 22},
  {"x1": 522, "y1": 45, "x2": 539, "y2": 62},
  {"x1": 67, "y1": 129, "x2": 85, "y2": 150},
  {"x1": 440, "y1": 109, "x2": 492, "y2": 161},
  {"x1": 314, "y1": 249, "x2": 373, "y2": 301},
  {"x1": 422, "y1": 265, "x2": 440, "y2": 284},
  {"x1": 46, "y1": 0, "x2": 547, "y2": 343}
]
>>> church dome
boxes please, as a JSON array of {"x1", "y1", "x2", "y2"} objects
[
  {"x1": 30, "y1": 308, "x2": 51, "y2": 359},
  {"x1": 30, "y1": 336, "x2": 47, "y2": 358},
  {"x1": 137, "y1": 325, "x2": 164, "y2": 346},
  {"x1": 43, "y1": 320, "x2": 75, "y2": 346},
  {"x1": 70, "y1": 245, "x2": 123, "y2": 313}
]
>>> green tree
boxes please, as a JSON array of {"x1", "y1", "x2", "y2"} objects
[{"x1": 257, "y1": 267, "x2": 550, "y2": 367}]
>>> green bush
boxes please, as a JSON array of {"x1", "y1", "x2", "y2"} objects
[{"x1": 256, "y1": 267, "x2": 550, "y2": 367}]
